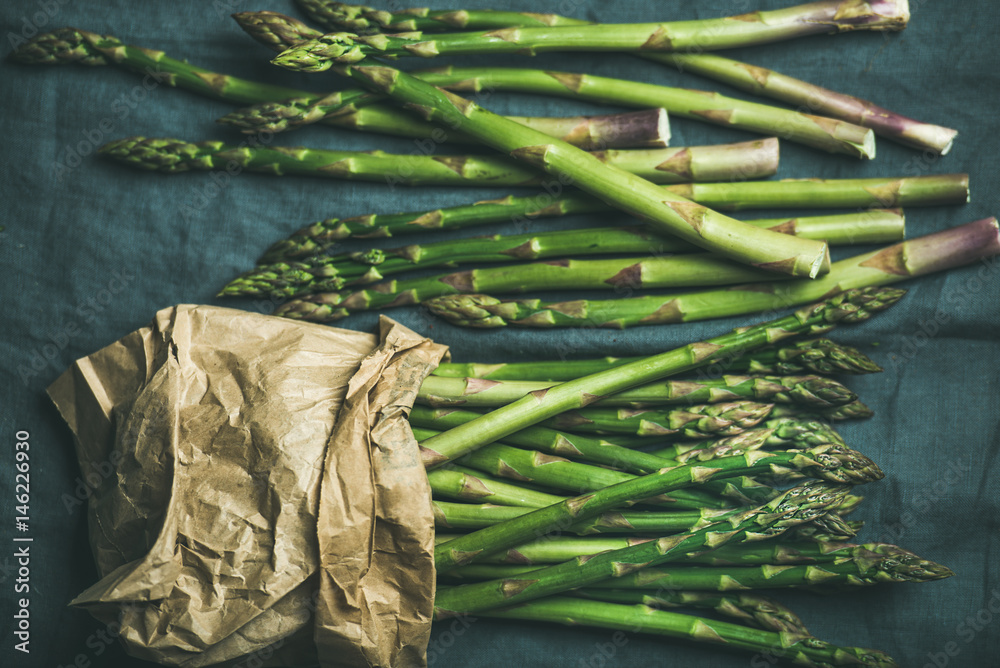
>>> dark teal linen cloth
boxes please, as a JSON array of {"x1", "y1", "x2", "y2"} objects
[{"x1": 0, "y1": 1, "x2": 997, "y2": 666}]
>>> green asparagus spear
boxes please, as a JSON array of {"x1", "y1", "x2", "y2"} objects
[
  {"x1": 478, "y1": 596, "x2": 897, "y2": 667},
  {"x1": 415, "y1": 375, "x2": 856, "y2": 409},
  {"x1": 581, "y1": 543, "x2": 954, "y2": 590},
  {"x1": 295, "y1": 0, "x2": 588, "y2": 32},
  {"x1": 539, "y1": 403, "x2": 774, "y2": 439},
  {"x1": 432, "y1": 502, "x2": 737, "y2": 535},
  {"x1": 449, "y1": 551, "x2": 953, "y2": 589},
  {"x1": 463, "y1": 534, "x2": 903, "y2": 568},
  {"x1": 425, "y1": 218, "x2": 998, "y2": 329},
  {"x1": 433, "y1": 338, "x2": 881, "y2": 381},
  {"x1": 571, "y1": 589, "x2": 810, "y2": 635},
  {"x1": 10, "y1": 27, "x2": 309, "y2": 103},
  {"x1": 270, "y1": 3, "x2": 909, "y2": 62},
  {"x1": 426, "y1": 465, "x2": 566, "y2": 507}
]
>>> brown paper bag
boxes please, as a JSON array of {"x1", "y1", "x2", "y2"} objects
[{"x1": 47, "y1": 305, "x2": 447, "y2": 667}]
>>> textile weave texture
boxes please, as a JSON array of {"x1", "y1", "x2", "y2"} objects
[{"x1": 0, "y1": 1, "x2": 997, "y2": 666}]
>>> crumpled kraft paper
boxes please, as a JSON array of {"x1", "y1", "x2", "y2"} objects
[{"x1": 47, "y1": 304, "x2": 448, "y2": 668}]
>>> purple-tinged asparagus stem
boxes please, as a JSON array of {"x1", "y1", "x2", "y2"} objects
[
  {"x1": 653, "y1": 52, "x2": 957, "y2": 155},
  {"x1": 232, "y1": 101, "x2": 673, "y2": 150}
]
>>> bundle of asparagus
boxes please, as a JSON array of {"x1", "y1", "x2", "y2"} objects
[{"x1": 400, "y1": 288, "x2": 952, "y2": 665}]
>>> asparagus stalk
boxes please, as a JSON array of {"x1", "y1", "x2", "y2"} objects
[
  {"x1": 434, "y1": 338, "x2": 881, "y2": 381},
  {"x1": 416, "y1": 374, "x2": 856, "y2": 410},
  {"x1": 454, "y1": 441, "x2": 669, "y2": 499},
  {"x1": 452, "y1": 548, "x2": 953, "y2": 589},
  {"x1": 9, "y1": 27, "x2": 311, "y2": 104},
  {"x1": 271, "y1": 3, "x2": 910, "y2": 62},
  {"x1": 432, "y1": 481, "x2": 854, "y2": 614},
  {"x1": 478, "y1": 596, "x2": 897, "y2": 668},
  {"x1": 654, "y1": 52, "x2": 956, "y2": 154},
  {"x1": 426, "y1": 218, "x2": 999, "y2": 329},
  {"x1": 426, "y1": 465, "x2": 566, "y2": 507},
  {"x1": 464, "y1": 534, "x2": 902, "y2": 568},
  {"x1": 272, "y1": 59, "x2": 832, "y2": 278},
  {"x1": 570, "y1": 589, "x2": 810, "y2": 635},
  {"x1": 275, "y1": 252, "x2": 810, "y2": 321},
  {"x1": 434, "y1": 444, "x2": 881, "y2": 572},
  {"x1": 228, "y1": 211, "x2": 904, "y2": 299},
  {"x1": 580, "y1": 544, "x2": 954, "y2": 590},
  {"x1": 534, "y1": 403, "x2": 774, "y2": 439},
  {"x1": 432, "y1": 502, "x2": 738, "y2": 535},
  {"x1": 237, "y1": 101, "x2": 674, "y2": 150},
  {"x1": 435, "y1": 533, "x2": 659, "y2": 564},
  {"x1": 99, "y1": 136, "x2": 763, "y2": 187},
  {"x1": 265, "y1": 175, "x2": 954, "y2": 262},
  {"x1": 234, "y1": 13, "x2": 879, "y2": 160},
  {"x1": 670, "y1": 174, "x2": 969, "y2": 211},
  {"x1": 295, "y1": 0, "x2": 588, "y2": 32},
  {"x1": 293, "y1": 1, "x2": 956, "y2": 154},
  {"x1": 419, "y1": 288, "x2": 901, "y2": 469}
]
